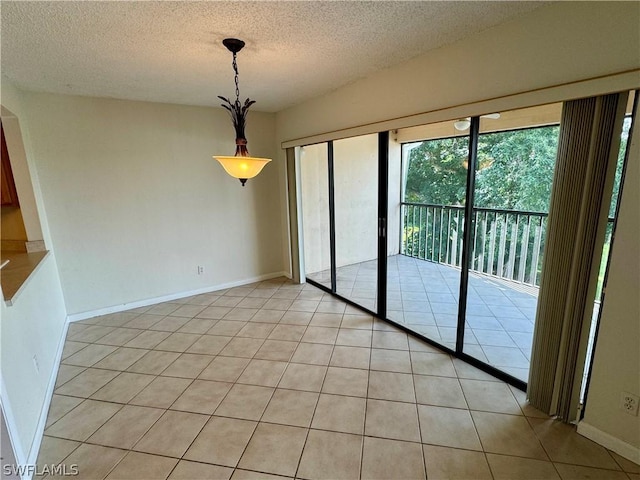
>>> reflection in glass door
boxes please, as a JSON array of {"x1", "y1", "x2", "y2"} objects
[{"x1": 333, "y1": 134, "x2": 380, "y2": 311}]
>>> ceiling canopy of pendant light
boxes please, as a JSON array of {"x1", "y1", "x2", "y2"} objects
[{"x1": 213, "y1": 38, "x2": 271, "y2": 186}]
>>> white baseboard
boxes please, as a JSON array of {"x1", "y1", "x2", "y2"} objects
[
  {"x1": 1, "y1": 375, "x2": 27, "y2": 475},
  {"x1": 67, "y1": 271, "x2": 289, "y2": 322},
  {"x1": 577, "y1": 421, "x2": 640, "y2": 465}
]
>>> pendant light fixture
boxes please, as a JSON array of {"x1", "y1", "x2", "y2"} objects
[{"x1": 213, "y1": 38, "x2": 271, "y2": 186}]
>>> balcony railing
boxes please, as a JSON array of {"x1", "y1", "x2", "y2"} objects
[{"x1": 401, "y1": 202, "x2": 614, "y2": 289}]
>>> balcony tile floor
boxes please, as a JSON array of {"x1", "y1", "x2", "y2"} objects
[
  {"x1": 309, "y1": 255, "x2": 538, "y2": 382},
  {"x1": 39, "y1": 277, "x2": 638, "y2": 479}
]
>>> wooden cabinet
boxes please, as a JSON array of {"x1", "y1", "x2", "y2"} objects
[{"x1": 1, "y1": 123, "x2": 19, "y2": 207}]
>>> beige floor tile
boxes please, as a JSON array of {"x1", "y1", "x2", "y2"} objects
[
  {"x1": 55, "y1": 368, "x2": 119, "y2": 398},
  {"x1": 36, "y1": 436, "x2": 80, "y2": 467},
  {"x1": 486, "y1": 453, "x2": 560, "y2": 479},
  {"x1": 224, "y1": 307, "x2": 259, "y2": 321},
  {"x1": 301, "y1": 326, "x2": 339, "y2": 345},
  {"x1": 45, "y1": 399, "x2": 121, "y2": 441},
  {"x1": 330, "y1": 346, "x2": 370, "y2": 370},
  {"x1": 254, "y1": 339, "x2": 298, "y2": 361},
  {"x1": 170, "y1": 379, "x2": 232, "y2": 414},
  {"x1": 268, "y1": 324, "x2": 307, "y2": 342},
  {"x1": 370, "y1": 348, "x2": 412, "y2": 373},
  {"x1": 278, "y1": 363, "x2": 327, "y2": 392},
  {"x1": 90, "y1": 372, "x2": 155, "y2": 403},
  {"x1": 310, "y1": 312, "x2": 343, "y2": 327},
  {"x1": 213, "y1": 296, "x2": 243, "y2": 308},
  {"x1": 130, "y1": 376, "x2": 191, "y2": 408},
  {"x1": 408, "y1": 336, "x2": 443, "y2": 353},
  {"x1": 413, "y1": 375, "x2": 467, "y2": 409},
  {"x1": 418, "y1": 404, "x2": 482, "y2": 451},
  {"x1": 237, "y1": 423, "x2": 307, "y2": 477},
  {"x1": 199, "y1": 356, "x2": 250, "y2": 382},
  {"x1": 372, "y1": 331, "x2": 409, "y2": 350},
  {"x1": 311, "y1": 393, "x2": 366, "y2": 435},
  {"x1": 459, "y1": 378, "x2": 522, "y2": 415},
  {"x1": 316, "y1": 300, "x2": 347, "y2": 314},
  {"x1": 105, "y1": 451, "x2": 178, "y2": 480},
  {"x1": 262, "y1": 389, "x2": 319, "y2": 427},
  {"x1": 61, "y1": 341, "x2": 89, "y2": 360},
  {"x1": 290, "y1": 343, "x2": 333, "y2": 366},
  {"x1": 169, "y1": 304, "x2": 207, "y2": 318},
  {"x1": 123, "y1": 330, "x2": 170, "y2": 349},
  {"x1": 92, "y1": 347, "x2": 148, "y2": 371},
  {"x1": 298, "y1": 430, "x2": 362, "y2": 480},
  {"x1": 177, "y1": 318, "x2": 216, "y2": 334},
  {"x1": 207, "y1": 321, "x2": 247, "y2": 336},
  {"x1": 237, "y1": 359, "x2": 288, "y2": 387},
  {"x1": 161, "y1": 353, "x2": 214, "y2": 378},
  {"x1": 361, "y1": 436, "x2": 425, "y2": 480},
  {"x1": 472, "y1": 410, "x2": 548, "y2": 459},
  {"x1": 452, "y1": 358, "x2": 500, "y2": 381},
  {"x1": 508, "y1": 385, "x2": 549, "y2": 419},
  {"x1": 250, "y1": 309, "x2": 286, "y2": 323},
  {"x1": 91, "y1": 312, "x2": 140, "y2": 327},
  {"x1": 168, "y1": 460, "x2": 233, "y2": 480},
  {"x1": 122, "y1": 313, "x2": 163, "y2": 329},
  {"x1": 45, "y1": 395, "x2": 84, "y2": 428},
  {"x1": 87, "y1": 405, "x2": 164, "y2": 449},
  {"x1": 187, "y1": 334, "x2": 233, "y2": 355},
  {"x1": 410, "y1": 352, "x2": 456, "y2": 377},
  {"x1": 336, "y1": 328, "x2": 372, "y2": 348},
  {"x1": 215, "y1": 384, "x2": 274, "y2": 420},
  {"x1": 368, "y1": 371, "x2": 416, "y2": 402},
  {"x1": 62, "y1": 344, "x2": 118, "y2": 367},
  {"x1": 55, "y1": 365, "x2": 86, "y2": 388},
  {"x1": 237, "y1": 322, "x2": 276, "y2": 339},
  {"x1": 67, "y1": 325, "x2": 115, "y2": 343},
  {"x1": 219, "y1": 337, "x2": 265, "y2": 358},
  {"x1": 237, "y1": 297, "x2": 268, "y2": 309},
  {"x1": 184, "y1": 416, "x2": 257, "y2": 467},
  {"x1": 365, "y1": 399, "x2": 421, "y2": 442},
  {"x1": 289, "y1": 299, "x2": 320, "y2": 313},
  {"x1": 529, "y1": 418, "x2": 621, "y2": 469},
  {"x1": 341, "y1": 313, "x2": 374, "y2": 330},
  {"x1": 197, "y1": 306, "x2": 233, "y2": 319},
  {"x1": 133, "y1": 410, "x2": 208, "y2": 458},
  {"x1": 94, "y1": 328, "x2": 144, "y2": 346},
  {"x1": 148, "y1": 316, "x2": 190, "y2": 332},
  {"x1": 154, "y1": 332, "x2": 201, "y2": 352},
  {"x1": 322, "y1": 367, "x2": 369, "y2": 397},
  {"x1": 127, "y1": 350, "x2": 180, "y2": 374},
  {"x1": 280, "y1": 310, "x2": 313, "y2": 325},
  {"x1": 424, "y1": 445, "x2": 492, "y2": 480},
  {"x1": 231, "y1": 469, "x2": 290, "y2": 479},
  {"x1": 61, "y1": 444, "x2": 126, "y2": 480},
  {"x1": 145, "y1": 302, "x2": 181, "y2": 316},
  {"x1": 553, "y1": 463, "x2": 628, "y2": 480},
  {"x1": 609, "y1": 451, "x2": 640, "y2": 473}
]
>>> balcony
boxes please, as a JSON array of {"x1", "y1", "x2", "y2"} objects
[{"x1": 309, "y1": 202, "x2": 610, "y2": 383}]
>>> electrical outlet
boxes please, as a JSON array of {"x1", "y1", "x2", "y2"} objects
[
  {"x1": 621, "y1": 392, "x2": 639, "y2": 416},
  {"x1": 32, "y1": 355, "x2": 40, "y2": 374},
  {"x1": 197, "y1": 265, "x2": 205, "y2": 275}
]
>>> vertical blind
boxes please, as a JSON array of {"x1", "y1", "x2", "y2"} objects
[{"x1": 528, "y1": 92, "x2": 628, "y2": 421}]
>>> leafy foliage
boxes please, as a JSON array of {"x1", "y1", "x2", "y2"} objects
[{"x1": 218, "y1": 96, "x2": 256, "y2": 140}]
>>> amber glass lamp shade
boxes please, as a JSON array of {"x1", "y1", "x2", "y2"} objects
[{"x1": 213, "y1": 155, "x2": 271, "y2": 186}]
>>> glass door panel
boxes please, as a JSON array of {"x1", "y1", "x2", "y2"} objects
[
  {"x1": 299, "y1": 143, "x2": 332, "y2": 288},
  {"x1": 463, "y1": 105, "x2": 562, "y2": 381},
  {"x1": 390, "y1": 120, "x2": 469, "y2": 349},
  {"x1": 333, "y1": 134, "x2": 379, "y2": 311}
]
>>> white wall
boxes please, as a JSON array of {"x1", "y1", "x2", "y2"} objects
[
  {"x1": 0, "y1": 82, "x2": 68, "y2": 468},
  {"x1": 276, "y1": 0, "x2": 640, "y2": 457},
  {"x1": 580, "y1": 111, "x2": 640, "y2": 461},
  {"x1": 19, "y1": 92, "x2": 283, "y2": 316}
]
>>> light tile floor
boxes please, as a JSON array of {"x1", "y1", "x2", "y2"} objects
[
  {"x1": 40, "y1": 278, "x2": 638, "y2": 479},
  {"x1": 309, "y1": 255, "x2": 538, "y2": 381}
]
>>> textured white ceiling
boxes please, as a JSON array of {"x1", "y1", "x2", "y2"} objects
[{"x1": 1, "y1": 1, "x2": 545, "y2": 112}]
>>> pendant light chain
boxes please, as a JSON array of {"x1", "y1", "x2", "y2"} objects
[{"x1": 232, "y1": 52, "x2": 240, "y2": 104}]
